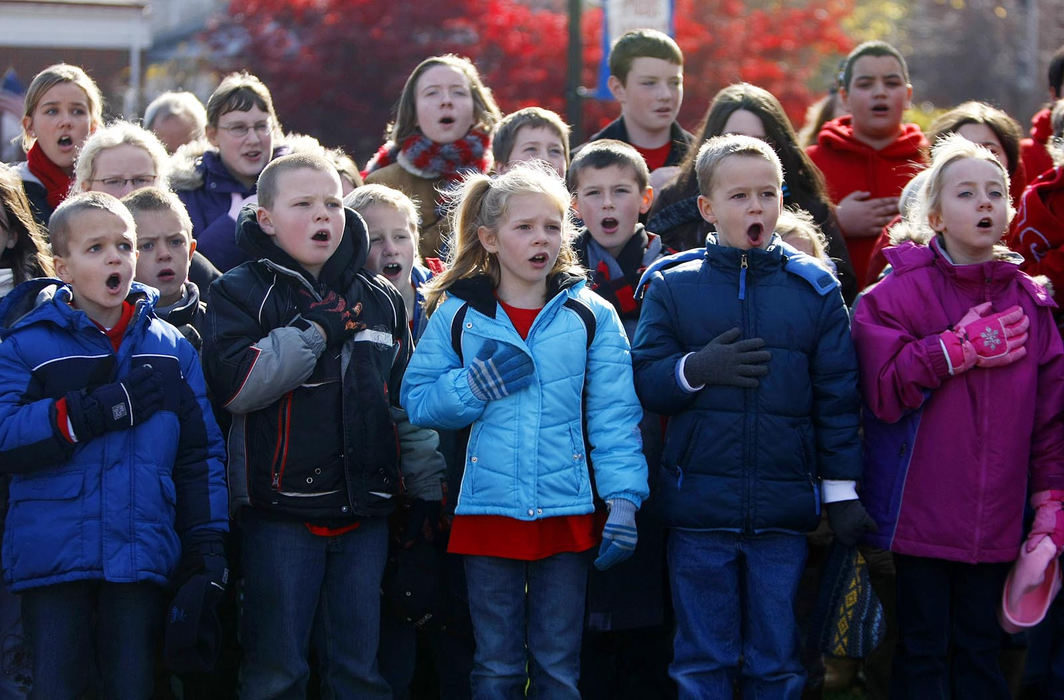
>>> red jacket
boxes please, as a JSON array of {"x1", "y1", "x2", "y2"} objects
[
  {"x1": 807, "y1": 117, "x2": 928, "y2": 287},
  {"x1": 1021, "y1": 109, "x2": 1055, "y2": 182},
  {"x1": 1008, "y1": 165, "x2": 1064, "y2": 306}
]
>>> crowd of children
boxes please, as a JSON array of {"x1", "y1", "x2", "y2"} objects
[{"x1": 0, "y1": 25, "x2": 1063, "y2": 700}]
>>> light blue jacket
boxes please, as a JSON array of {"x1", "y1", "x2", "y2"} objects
[{"x1": 401, "y1": 273, "x2": 648, "y2": 519}]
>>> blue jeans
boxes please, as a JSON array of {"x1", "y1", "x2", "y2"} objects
[
  {"x1": 464, "y1": 550, "x2": 590, "y2": 699},
  {"x1": 20, "y1": 580, "x2": 164, "y2": 700},
  {"x1": 238, "y1": 511, "x2": 390, "y2": 699},
  {"x1": 668, "y1": 529, "x2": 807, "y2": 700},
  {"x1": 891, "y1": 554, "x2": 1010, "y2": 700}
]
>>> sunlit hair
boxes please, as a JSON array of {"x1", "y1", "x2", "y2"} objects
[
  {"x1": 205, "y1": 71, "x2": 279, "y2": 131},
  {"x1": 143, "y1": 91, "x2": 207, "y2": 138},
  {"x1": 386, "y1": 54, "x2": 501, "y2": 145},
  {"x1": 608, "y1": 28, "x2": 683, "y2": 84},
  {"x1": 49, "y1": 191, "x2": 134, "y2": 258},
  {"x1": 567, "y1": 139, "x2": 649, "y2": 192},
  {"x1": 20, "y1": 63, "x2": 104, "y2": 151},
  {"x1": 422, "y1": 161, "x2": 580, "y2": 315},
  {"x1": 675, "y1": 83, "x2": 828, "y2": 204},
  {"x1": 910, "y1": 133, "x2": 1013, "y2": 246},
  {"x1": 345, "y1": 183, "x2": 421, "y2": 231},
  {"x1": 493, "y1": 107, "x2": 571, "y2": 167},
  {"x1": 256, "y1": 152, "x2": 338, "y2": 210},
  {"x1": 927, "y1": 101, "x2": 1022, "y2": 178},
  {"x1": 0, "y1": 163, "x2": 53, "y2": 282},
  {"x1": 776, "y1": 207, "x2": 829, "y2": 263},
  {"x1": 73, "y1": 120, "x2": 171, "y2": 193},
  {"x1": 695, "y1": 134, "x2": 783, "y2": 198},
  {"x1": 121, "y1": 186, "x2": 193, "y2": 239},
  {"x1": 1049, "y1": 99, "x2": 1064, "y2": 166}
]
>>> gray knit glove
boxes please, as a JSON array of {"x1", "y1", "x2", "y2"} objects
[{"x1": 683, "y1": 327, "x2": 771, "y2": 388}]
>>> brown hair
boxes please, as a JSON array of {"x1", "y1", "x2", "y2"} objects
[
  {"x1": 386, "y1": 55, "x2": 501, "y2": 145},
  {"x1": 0, "y1": 164, "x2": 53, "y2": 282},
  {"x1": 840, "y1": 40, "x2": 909, "y2": 92},
  {"x1": 256, "y1": 152, "x2": 338, "y2": 210},
  {"x1": 567, "y1": 139, "x2": 650, "y2": 192},
  {"x1": 205, "y1": 72, "x2": 279, "y2": 130},
  {"x1": 927, "y1": 101, "x2": 1023, "y2": 178},
  {"x1": 49, "y1": 191, "x2": 134, "y2": 258},
  {"x1": 608, "y1": 29, "x2": 683, "y2": 84},
  {"x1": 121, "y1": 186, "x2": 193, "y2": 238},
  {"x1": 493, "y1": 107, "x2": 571, "y2": 167}
]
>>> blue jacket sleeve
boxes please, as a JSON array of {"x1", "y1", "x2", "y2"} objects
[
  {"x1": 810, "y1": 289, "x2": 863, "y2": 482},
  {"x1": 583, "y1": 297, "x2": 649, "y2": 507},
  {"x1": 400, "y1": 302, "x2": 487, "y2": 430},
  {"x1": 631, "y1": 271, "x2": 701, "y2": 415},
  {"x1": 0, "y1": 335, "x2": 76, "y2": 471}
]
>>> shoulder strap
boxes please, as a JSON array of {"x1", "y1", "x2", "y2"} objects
[
  {"x1": 783, "y1": 251, "x2": 840, "y2": 296},
  {"x1": 563, "y1": 297, "x2": 596, "y2": 350},
  {"x1": 449, "y1": 303, "x2": 470, "y2": 363},
  {"x1": 635, "y1": 248, "x2": 705, "y2": 300}
]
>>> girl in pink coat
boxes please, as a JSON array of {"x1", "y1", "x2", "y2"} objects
[{"x1": 852, "y1": 133, "x2": 1064, "y2": 699}]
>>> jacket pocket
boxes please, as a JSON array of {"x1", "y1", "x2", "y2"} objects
[
  {"x1": 462, "y1": 423, "x2": 484, "y2": 498},
  {"x1": 568, "y1": 423, "x2": 589, "y2": 497},
  {"x1": 4, "y1": 471, "x2": 85, "y2": 585}
]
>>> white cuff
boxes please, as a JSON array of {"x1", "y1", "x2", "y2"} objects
[
  {"x1": 939, "y1": 337, "x2": 956, "y2": 376},
  {"x1": 676, "y1": 354, "x2": 705, "y2": 393},
  {"x1": 822, "y1": 479, "x2": 858, "y2": 503}
]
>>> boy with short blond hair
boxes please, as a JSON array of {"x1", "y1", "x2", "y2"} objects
[
  {"x1": 203, "y1": 153, "x2": 443, "y2": 697},
  {"x1": 0, "y1": 191, "x2": 228, "y2": 698},
  {"x1": 123, "y1": 187, "x2": 207, "y2": 349},
  {"x1": 493, "y1": 107, "x2": 571, "y2": 178},
  {"x1": 807, "y1": 40, "x2": 928, "y2": 287},
  {"x1": 578, "y1": 29, "x2": 693, "y2": 193},
  {"x1": 634, "y1": 134, "x2": 872, "y2": 696}
]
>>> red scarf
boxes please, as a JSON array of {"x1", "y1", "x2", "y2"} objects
[
  {"x1": 361, "y1": 129, "x2": 492, "y2": 182},
  {"x1": 27, "y1": 142, "x2": 73, "y2": 210}
]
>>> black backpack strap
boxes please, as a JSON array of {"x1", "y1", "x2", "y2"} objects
[
  {"x1": 450, "y1": 303, "x2": 470, "y2": 363},
  {"x1": 563, "y1": 298, "x2": 596, "y2": 350}
]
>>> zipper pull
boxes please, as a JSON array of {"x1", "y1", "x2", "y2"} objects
[{"x1": 739, "y1": 254, "x2": 748, "y2": 300}]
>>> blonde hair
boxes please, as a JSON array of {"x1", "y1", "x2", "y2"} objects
[
  {"x1": 387, "y1": 55, "x2": 501, "y2": 145},
  {"x1": 73, "y1": 120, "x2": 171, "y2": 192},
  {"x1": 776, "y1": 208, "x2": 829, "y2": 263},
  {"x1": 695, "y1": 134, "x2": 783, "y2": 197},
  {"x1": 910, "y1": 133, "x2": 1014, "y2": 247},
  {"x1": 345, "y1": 184, "x2": 421, "y2": 230},
  {"x1": 21, "y1": 64, "x2": 104, "y2": 151},
  {"x1": 422, "y1": 162, "x2": 581, "y2": 314},
  {"x1": 50, "y1": 191, "x2": 134, "y2": 257}
]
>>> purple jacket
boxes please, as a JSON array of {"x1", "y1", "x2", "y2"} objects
[{"x1": 852, "y1": 238, "x2": 1064, "y2": 563}]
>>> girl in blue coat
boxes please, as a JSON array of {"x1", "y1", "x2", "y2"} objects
[{"x1": 401, "y1": 163, "x2": 648, "y2": 699}]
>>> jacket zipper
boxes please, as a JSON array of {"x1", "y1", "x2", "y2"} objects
[
  {"x1": 270, "y1": 393, "x2": 293, "y2": 489},
  {"x1": 740, "y1": 252, "x2": 752, "y2": 531}
]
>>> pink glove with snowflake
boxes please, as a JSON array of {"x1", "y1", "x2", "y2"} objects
[
  {"x1": 1027, "y1": 490, "x2": 1064, "y2": 554},
  {"x1": 939, "y1": 302, "x2": 1029, "y2": 375}
]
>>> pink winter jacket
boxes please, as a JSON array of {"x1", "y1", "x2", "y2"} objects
[{"x1": 852, "y1": 238, "x2": 1064, "y2": 563}]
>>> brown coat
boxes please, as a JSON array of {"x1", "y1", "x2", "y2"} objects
[{"x1": 364, "y1": 163, "x2": 448, "y2": 259}]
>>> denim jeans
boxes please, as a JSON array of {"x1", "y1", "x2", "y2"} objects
[
  {"x1": 891, "y1": 554, "x2": 1011, "y2": 700},
  {"x1": 464, "y1": 550, "x2": 590, "y2": 699},
  {"x1": 238, "y1": 511, "x2": 390, "y2": 700},
  {"x1": 20, "y1": 580, "x2": 164, "y2": 700},
  {"x1": 668, "y1": 529, "x2": 807, "y2": 700}
]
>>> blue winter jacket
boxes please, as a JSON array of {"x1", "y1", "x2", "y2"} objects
[
  {"x1": 401, "y1": 273, "x2": 649, "y2": 519},
  {"x1": 0, "y1": 280, "x2": 229, "y2": 591},
  {"x1": 632, "y1": 237, "x2": 861, "y2": 532}
]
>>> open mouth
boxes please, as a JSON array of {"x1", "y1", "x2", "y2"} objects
[
  {"x1": 871, "y1": 104, "x2": 890, "y2": 115},
  {"x1": 58, "y1": 135, "x2": 73, "y2": 147},
  {"x1": 439, "y1": 116, "x2": 455, "y2": 126},
  {"x1": 977, "y1": 217, "x2": 994, "y2": 229},
  {"x1": 529, "y1": 252, "x2": 549, "y2": 264},
  {"x1": 312, "y1": 230, "x2": 330, "y2": 242},
  {"x1": 601, "y1": 217, "x2": 619, "y2": 233},
  {"x1": 242, "y1": 150, "x2": 261, "y2": 160},
  {"x1": 106, "y1": 273, "x2": 121, "y2": 290},
  {"x1": 382, "y1": 262, "x2": 402, "y2": 276},
  {"x1": 157, "y1": 268, "x2": 175, "y2": 282},
  {"x1": 747, "y1": 222, "x2": 764, "y2": 243}
]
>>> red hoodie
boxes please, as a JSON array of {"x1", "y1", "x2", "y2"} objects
[
  {"x1": 1008, "y1": 165, "x2": 1064, "y2": 305},
  {"x1": 1021, "y1": 109, "x2": 1055, "y2": 182},
  {"x1": 807, "y1": 116, "x2": 928, "y2": 287}
]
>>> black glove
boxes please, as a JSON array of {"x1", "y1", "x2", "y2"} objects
[
  {"x1": 64, "y1": 365, "x2": 165, "y2": 441},
  {"x1": 826, "y1": 499, "x2": 878, "y2": 547},
  {"x1": 683, "y1": 327, "x2": 771, "y2": 388},
  {"x1": 401, "y1": 499, "x2": 442, "y2": 547},
  {"x1": 299, "y1": 290, "x2": 357, "y2": 348},
  {"x1": 175, "y1": 529, "x2": 229, "y2": 588}
]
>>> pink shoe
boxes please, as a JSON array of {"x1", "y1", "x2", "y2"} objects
[{"x1": 999, "y1": 536, "x2": 1062, "y2": 633}]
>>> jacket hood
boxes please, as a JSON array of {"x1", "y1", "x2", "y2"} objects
[
  {"x1": 0, "y1": 279, "x2": 158, "y2": 339},
  {"x1": 235, "y1": 204, "x2": 369, "y2": 290},
  {"x1": 1031, "y1": 108, "x2": 1053, "y2": 144},
  {"x1": 816, "y1": 116, "x2": 928, "y2": 159},
  {"x1": 168, "y1": 139, "x2": 214, "y2": 191}
]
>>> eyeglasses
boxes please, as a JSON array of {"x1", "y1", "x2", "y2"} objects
[
  {"x1": 216, "y1": 121, "x2": 273, "y2": 138},
  {"x1": 91, "y1": 175, "x2": 157, "y2": 189}
]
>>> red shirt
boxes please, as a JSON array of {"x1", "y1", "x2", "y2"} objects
[
  {"x1": 447, "y1": 299, "x2": 598, "y2": 560},
  {"x1": 635, "y1": 141, "x2": 673, "y2": 173}
]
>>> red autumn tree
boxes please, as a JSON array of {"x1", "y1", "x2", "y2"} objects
[{"x1": 211, "y1": 0, "x2": 855, "y2": 163}]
